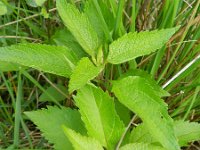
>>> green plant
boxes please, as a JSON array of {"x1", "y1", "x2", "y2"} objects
[{"x1": 0, "y1": 0, "x2": 200, "y2": 150}]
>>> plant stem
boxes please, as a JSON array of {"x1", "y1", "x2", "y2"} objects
[
  {"x1": 13, "y1": 71, "x2": 22, "y2": 148},
  {"x1": 113, "y1": 0, "x2": 125, "y2": 38},
  {"x1": 115, "y1": 115, "x2": 137, "y2": 150}
]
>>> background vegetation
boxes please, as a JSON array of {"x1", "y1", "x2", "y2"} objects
[{"x1": 0, "y1": 0, "x2": 200, "y2": 149}]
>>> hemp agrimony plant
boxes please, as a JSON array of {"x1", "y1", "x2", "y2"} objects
[{"x1": 0, "y1": 0, "x2": 200, "y2": 150}]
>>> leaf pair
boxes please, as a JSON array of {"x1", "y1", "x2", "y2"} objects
[{"x1": 25, "y1": 84, "x2": 125, "y2": 150}]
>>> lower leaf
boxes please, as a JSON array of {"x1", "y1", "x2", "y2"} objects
[
  {"x1": 25, "y1": 106, "x2": 86, "y2": 150},
  {"x1": 112, "y1": 76, "x2": 180, "y2": 150}
]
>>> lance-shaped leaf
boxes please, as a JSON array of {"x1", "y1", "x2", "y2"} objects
[
  {"x1": 119, "y1": 69, "x2": 170, "y2": 97},
  {"x1": 69, "y1": 57, "x2": 103, "y2": 93},
  {"x1": 119, "y1": 143, "x2": 166, "y2": 150},
  {"x1": 0, "y1": 44, "x2": 79, "y2": 77},
  {"x1": 107, "y1": 27, "x2": 179, "y2": 64},
  {"x1": 74, "y1": 84, "x2": 125, "y2": 149},
  {"x1": 112, "y1": 76, "x2": 179, "y2": 150},
  {"x1": 25, "y1": 106, "x2": 86, "y2": 150},
  {"x1": 57, "y1": 0, "x2": 100, "y2": 57},
  {"x1": 63, "y1": 126, "x2": 103, "y2": 150}
]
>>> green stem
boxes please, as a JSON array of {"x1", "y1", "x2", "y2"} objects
[
  {"x1": 14, "y1": 71, "x2": 22, "y2": 148},
  {"x1": 113, "y1": 0, "x2": 125, "y2": 38},
  {"x1": 130, "y1": 0, "x2": 136, "y2": 32},
  {"x1": 183, "y1": 85, "x2": 200, "y2": 120}
]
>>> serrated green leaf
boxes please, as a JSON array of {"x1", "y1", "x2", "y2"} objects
[
  {"x1": 0, "y1": 1, "x2": 7, "y2": 15},
  {"x1": 0, "y1": 44, "x2": 79, "y2": 77},
  {"x1": 174, "y1": 120, "x2": 200, "y2": 146},
  {"x1": 63, "y1": 126, "x2": 104, "y2": 150},
  {"x1": 112, "y1": 76, "x2": 179, "y2": 150},
  {"x1": 119, "y1": 69, "x2": 170, "y2": 97},
  {"x1": 74, "y1": 84, "x2": 125, "y2": 149},
  {"x1": 0, "y1": 61, "x2": 21, "y2": 72},
  {"x1": 39, "y1": 84, "x2": 68, "y2": 102},
  {"x1": 51, "y1": 28, "x2": 87, "y2": 59},
  {"x1": 25, "y1": 106, "x2": 86, "y2": 150},
  {"x1": 107, "y1": 27, "x2": 179, "y2": 64},
  {"x1": 69, "y1": 57, "x2": 103, "y2": 93},
  {"x1": 57, "y1": 0, "x2": 100, "y2": 57},
  {"x1": 119, "y1": 143, "x2": 166, "y2": 150}
]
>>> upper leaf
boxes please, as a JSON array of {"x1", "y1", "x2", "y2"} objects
[
  {"x1": 57, "y1": 0, "x2": 100, "y2": 57},
  {"x1": 0, "y1": 43, "x2": 79, "y2": 77},
  {"x1": 107, "y1": 27, "x2": 179, "y2": 64},
  {"x1": 69, "y1": 57, "x2": 103, "y2": 93},
  {"x1": 74, "y1": 84, "x2": 125, "y2": 149},
  {"x1": 112, "y1": 76, "x2": 180, "y2": 150},
  {"x1": 119, "y1": 143, "x2": 166, "y2": 150},
  {"x1": 63, "y1": 126, "x2": 104, "y2": 150},
  {"x1": 25, "y1": 106, "x2": 86, "y2": 150}
]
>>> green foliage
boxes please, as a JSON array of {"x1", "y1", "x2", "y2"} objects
[
  {"x1": 39, "y1": 84, "x2": 68, "y2": 102},
  {"x1": 0, "y1": 44, "x2": 79, "y2": 77},
  {"x1": 63, "y1": 126, "x2": 104, "y2": 150},
  {"x1": 25, "y1": 0, "x2": 47, "y2": 7},
  {"x1": 107, "y1": 27, "x2": 179, "y2": 64},
  {"x1": 84, "y1": 0, "x2": 105, "y2": 44},
  {"x1": 57, "y1": 0, "x2": 100, "y2": 57},
  {"x1": 174, "y1": 120, "x2": 200, "y2": 146},
  {"x1": 25, "y1": 106, "x2": 86, "y2": 150},
  {"x1": 51, "y1": 28, "x2": 86, "y2": 59},
  {"x1": 0, "y1": 61, "x2": 21, "y2": 72},
  {"x1": 2, "y1": 0, "x2": 200, "y2": 149},
  {"x1": 119, "y1": 143, "x2": 166, "y2": 150},
  {"x1": 34, "y1": 0, "x2": 47, "y2": 6},
  {"x1": 69, "y1": 57, "x2": 103, "y2": 93},
  {"x1": 119, "y1": 69, "x2": 170, "y2": 97},
  {"x1": 0, "y1": 1, "x2": 7, "y2": 16},
  {"x1": 129, "y1": 120, "x2": 200, "y2": 147},
  {"x1": 74, "y1": 84, "x2": 125, "y2": 149},
  {"x1": 112, "y1": 76, "x2": 179, "y2": 150}
]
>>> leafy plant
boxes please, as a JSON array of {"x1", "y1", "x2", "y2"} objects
[{"x1": 1, "y1": 0, "x2": 200, "y2": 150}]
